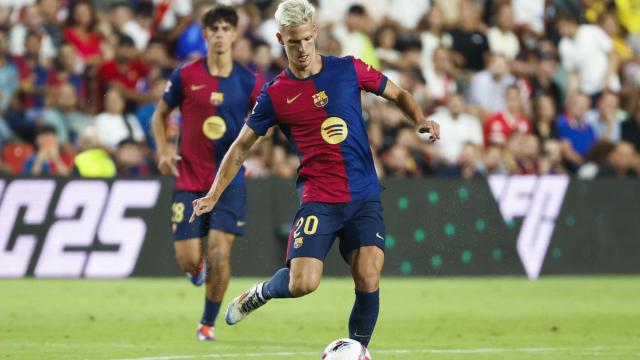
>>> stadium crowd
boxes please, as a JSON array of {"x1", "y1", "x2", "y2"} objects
[{"x1": 1, "y1": 0, "x2": 639, "y2": 179}]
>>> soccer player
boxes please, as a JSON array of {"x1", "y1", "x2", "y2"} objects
[
  {"x1": 151, "y1": 6, "x2": 262, "y2": 341},
  {"x1": 190, "y1": 0, "x2": 440, "y2": 347}
]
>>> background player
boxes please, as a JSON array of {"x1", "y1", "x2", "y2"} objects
[
  {"x1": 190, "y1": 0, "x2": 439, "y2": 348},
  {"x1": 151, "y1": 5, "x2": 262, "y2": 341}
]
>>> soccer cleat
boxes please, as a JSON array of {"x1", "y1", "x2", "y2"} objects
[
  {"x1": 225, "y1": 282, "x2": 269, "y2": 325},
  {"x1": 196, "y1": 323, "x2": 215, "y2": 341},
  {"x1": 187, "y1": 257, "x2": 206, "y2": 287}
]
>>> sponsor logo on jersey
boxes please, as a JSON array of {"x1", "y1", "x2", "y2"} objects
[
  {"x1": 202, "y1": 116, "x2": 227, "y2": 140},
  {"x1": 321, "y1": 117, "x2": 348, "y2": 144},
  {"x1": 312, "y1": 90, "x2": 328, "y2": 107}
]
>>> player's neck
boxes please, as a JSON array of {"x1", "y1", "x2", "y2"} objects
[
  {"x1": 206, "y1": 52, "x2": 233, "y2": 77},
  {"x1": 288, "y1": 54, "x2": 322, "y2": 79}
]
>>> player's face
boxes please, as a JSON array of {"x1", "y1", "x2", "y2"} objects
[
  {"x1": 277, "y1": 21, "x2": 317, "y2": 70},
  {"x1": 203, "y1": 21, "x2": 237, "y2": 55}
]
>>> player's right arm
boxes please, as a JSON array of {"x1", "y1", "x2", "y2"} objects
[
  {"x1": 152, "y1": 70, "x2": 183, "y2": 176},
  {"x1": 190, "y1": 125, "x2": 259, "y2": 222}
]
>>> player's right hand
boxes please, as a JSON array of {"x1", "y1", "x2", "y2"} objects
[
  {"x1": 190, "y1": 196, "x2": 216, "y2": 223},
  {"x1": 157, "y1": 150, "x2": 181, "y2": 177}
]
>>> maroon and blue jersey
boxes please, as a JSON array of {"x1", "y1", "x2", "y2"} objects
[
  {"x1": 163, "y1": 58, "x2": 262, "y2": 191},
  {"x1": 247, "y1": 55, "x2": 388, "y2": 204}
]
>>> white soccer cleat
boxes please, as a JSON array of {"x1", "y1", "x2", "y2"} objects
[{"x1": 225, "y1": 282, "x2": 268, "y2": 325}]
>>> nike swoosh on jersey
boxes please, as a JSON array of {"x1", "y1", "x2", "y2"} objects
[
  {"x1": 191, "y1": 84, "x2": 206, "y2": 91},
  {"x1": 376, "y1": 232, "x2": 384, "y2": 241},
  {"x1": 286, "y1": 93, "x2": 303, "y2": 104}
]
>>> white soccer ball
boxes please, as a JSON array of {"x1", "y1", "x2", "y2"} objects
[{"x1": 321, "y1": 338, "x2": 371, "y2": 360}]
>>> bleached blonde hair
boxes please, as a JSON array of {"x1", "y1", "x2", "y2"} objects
[{"x1": 275, "y1": 0, "x2": 316, "y2": 29}]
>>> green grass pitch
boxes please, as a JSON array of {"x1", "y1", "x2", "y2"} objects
[{"x1": 1, "y1": 277, "x2": 639, "y2": 360}]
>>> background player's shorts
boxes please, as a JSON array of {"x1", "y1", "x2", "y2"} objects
[
  {"x1": 171, "y1": 185, "x2": 247, "y2": 240},
  {"x1": 285, "y1": 199, "x2": 385, "y2": 265}
]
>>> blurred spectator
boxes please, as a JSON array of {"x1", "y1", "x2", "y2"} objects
[
  {"x1": 487, "y1": 2, "x2": 519, "y2": 60},
  {"x1": 50, "y1": 43, "x2": 87, "y2": 106},
  {"x1": 374, "y1": 24, "x2": 401, "y2": 70},
  {"x1": 428, "y1": 93, "x2": 482, "y2": 164},
  {"x1": 506, "y1": 133, "x2": 540, "y2": 175},
  {"x1": 252, "y1": 40, "x2": 279, "y2": 82},
  {"x1": 97, "y1": 34, "x2": 149, "y2": 106},
  {"x1": 448, "y1": 1, "x2": 489, "y2": 72},
  {"x1": 0, "y1": 26, "x2": 19, "y2": 115},
  {"x1": 558, "y1": 92, "x2": 597, "y2": 166},
  {"x1": 424, "y1": 47, "x2": 457, "y2": 105},
  {"x1": 95, "y1": 87, "x2": 145, "y2": 151},
  {"x1": 332, "y1": 4, "x2": 379, "y2": 69},
  {"x1": 72, "y1": 126, "x2": 116, "y2": 178},
  {"x1": 383, "y1": 144, "x2": 419, "y2": 178},
  {"x1": 540, "y1": 139, "x2": 567, "y2": 174},
  {"x1": 38, "y1": 0, "x2": 63, "y2": 49},
  {"x1": 42, "y1": 82, "x2": 91, "y2": 145},
  {"x1": 479, "y1": 144, "x2": 508, "y2": 175},
  {"x1": 467, "y1": 54, "x2": 515, "y2": 115},
  {"x1": 175, "y1": 1, "x2": 212, "y2": 62},
  {"x1": 233, "y1": 37, "x2": 254, "y2": 67},
  {"x1": 387, "y1": 0, "x2": 430, "y2": 30},
  {"x1": 512, "y1": 0, "x2": 545, "y2": 37},
  {"x1": 135, "y1": 76, "x2": 167, "y2": 150},
  {"x1": 557, "y1": 12, "x2": 619, "y2": 100},
  {"x1": 435, "y1": 142, "x2": 482, "y2": 179},
  {"x1": 63, "y1": 0, "x2": 102, "y2": 66},
  {"x1": 110, "y1": 2, "x2": 152, "y2": 51},
  {"x1": 585, "y1": 91, "x2": 627, "y2": 143},
  {"x1": 14, "y1": 30, "x2": 53, "y2": 110},
  {"x1": 115, "y1": 137, "x2": 150, "y2": 176},
  {"x1": 22, "y1": 124, "x2": 71, "y2": 175},
  {"x1": 418, "y1": 5, "x2": 449, "y2": 72},
  {"x1": 622, "y1": 92, "x2": 640, "y2": 151},
  {"x1": 599, "y1": 11, "x2": 634, "y2": 62},
  {"x1": 615, "y1": 0, "x2": 640, "y2": 53},
  {"x1": 532, "y1": 95, "x2": 559, "y2": 142},
  {"x1": 9, "y1": 5, "x2": 56, "y2": 64},
  {"x1": 483, "y1": 86, "x2": 532, "y2": 146},
  {"x1": 597, "y1": 141, "x2": 638, "y2": 178},
  {"x1": 530, "y1": 51, "x2": 563, "y2": 108}
]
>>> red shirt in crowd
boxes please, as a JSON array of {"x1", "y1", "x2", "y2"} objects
[
  {"x1": 63, "y1": 28, "x2": 102, "y2": 62},
  {"x1": 98, "y1": 59, "x2": 148, "y2": 91},
  {"x1": 484, "y1": 112, "x2": 532, "y2": 146}
]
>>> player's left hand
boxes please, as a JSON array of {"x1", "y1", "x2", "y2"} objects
[
  {"x1": 189, "y1": 196, "x2": 217, "y2": 223},
  {"x1": 417, "y1": 119, "x2": 440, "y2": 142}
]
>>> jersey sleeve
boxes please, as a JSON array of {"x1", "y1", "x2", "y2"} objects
[
  {"x1": 351, "y1": 56, "x2": 388, "y2": 96},
  {"x1": 246, "y1": 85, "x2": 277, "y2": 136},
  {"x1": 162, "y1": 68, "x2": 183, "y2": 108},
  {"x1": 249, "y1": 72, "x2": 265, "y2": 109}
]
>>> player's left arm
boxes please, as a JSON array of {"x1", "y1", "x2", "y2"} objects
[{"x1": 381, "y1": 79, "x2": 440, "y2": 141}]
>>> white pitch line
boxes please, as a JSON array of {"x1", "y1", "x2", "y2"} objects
[{"x1": 113, "y1": 346, "x2": 620, "y2": 360}]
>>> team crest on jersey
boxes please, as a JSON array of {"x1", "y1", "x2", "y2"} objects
[
  {"x1": 321, "y1": 117, "x2": 348, "y2": 144},
  {"x1": 202, "y1": 116, "x2": 227, "y2": 140},
  {"x1": 312, "y1": 91, "x2": 328, "y2": 107},
  {"x1": 210, "y1": 92, "x2": 224, "y2": 106},
  {"x1": 294, "y1": 237, "x2": 304, "y2": 249}
]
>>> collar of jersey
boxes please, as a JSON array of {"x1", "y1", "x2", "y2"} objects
[
  {"x1": 284, "y1": 55, "x2": 326, "y2": 81},
  {"x1": 202, "y1": 58, "x2": 236, "y2": 79}
]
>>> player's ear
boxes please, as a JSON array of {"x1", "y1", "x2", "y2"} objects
[{"x1": 276, "y1": 32, "x2": 284, "y2": 46}]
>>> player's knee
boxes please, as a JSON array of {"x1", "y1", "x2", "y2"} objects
[
  {"x1": 175, "y1": 253, "x2": 200, "y2": 273},
  {"x1": 207, "y1": 246, "x2": 231, "y2": 269},
  {"x1": 353, "y1": 270, "x2": 380, "y2": 292},
  {"x1": 289, "y1": 274, "x2": 320, "y2": 297}
]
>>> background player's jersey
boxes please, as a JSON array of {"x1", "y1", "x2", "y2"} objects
[
  {"x1": 247, "y1": 55, "x2": 388, "y2": 204},
  {"x1": 164, "y1": 59, "x2": 262, "y2": 191}
]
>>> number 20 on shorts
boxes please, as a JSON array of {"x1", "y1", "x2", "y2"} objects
[{"x1": 294, "y1": 215, "x2": 319, "y2": 237}]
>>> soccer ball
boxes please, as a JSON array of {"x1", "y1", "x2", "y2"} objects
[{"x1": 321, "y1": 338, "x2": 371, "y2": 360}]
